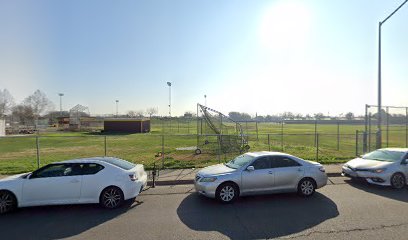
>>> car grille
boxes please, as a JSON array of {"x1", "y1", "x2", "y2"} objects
[{"x1": 345, "y1": 165, "x2": 369, "y2": 172}]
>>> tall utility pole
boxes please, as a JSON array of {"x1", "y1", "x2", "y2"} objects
[
  {"x1": 167, "y1": 82, "x2": 172, "y2": 117},
  {"x1": 115, "y1": 100, "x2": 119, "y2": 117},
  {"x1": 58, "y1": 93, "x2": 64, "y2": 116},
  {"x1": 204, "y1": 94, "x2": 207, "y2": 107},
  {"x1": 377, "y1": 0, "x2": 408, "y2": 149}
]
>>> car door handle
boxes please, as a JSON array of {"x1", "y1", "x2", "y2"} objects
[
  {"x1": 297, "y1": 168, "x2": 302, "y2": 172},
  {"x1": 70, "y1": 179, "x2": 80, "y2": 183},
  {"x1": 268, "y1": 171, "x2": 273, "y2": 174}
]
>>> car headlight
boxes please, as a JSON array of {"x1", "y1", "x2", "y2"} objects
[
  {"x1": 200, "y1": 177, "x2": 217, "y2": 182},
  {"x1": 371, "y1": 168, "x2": 386, "y2": 173}
]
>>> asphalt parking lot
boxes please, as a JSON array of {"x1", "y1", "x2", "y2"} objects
[{"x1": 2, "y1": 177, "x2": 408, "y2": 240}]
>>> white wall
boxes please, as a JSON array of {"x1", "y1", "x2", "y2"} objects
[{"x1": 0, "y1": 118, "x2": 5, "y2": 136}]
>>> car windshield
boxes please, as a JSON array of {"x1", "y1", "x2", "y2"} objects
[
  {"x1": 225, "y1": 154, "x2": 255, "y2": 169},
  {"x1": 362, "y1": 150, "x2": 405, "y2": 162}
]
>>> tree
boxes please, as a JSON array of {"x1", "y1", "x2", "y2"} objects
[
  {"x1": 11, "y1": 105, "x2": 35, "y2": 125},
  {"x1": 146, "y1": 107, "x2": 158, "y2": 118},
  {"x1": 345, "y1": 112, "x2": 355, "y2": 120},
  {"x1": 23, "y1": 90, "x2": 54, "y2": 118},
  {"x1": 127, "y1": 110, "x2": 144, "y2": 118},
  {"x1": 0, "y1": 89, "x2": 15, "y2": 116},
  {"x1": 314, "y1": 113, "x2": 324, "y2": 120},
  {"x1": 183, "y1": 111, "x2": 194, "y2": 118}
]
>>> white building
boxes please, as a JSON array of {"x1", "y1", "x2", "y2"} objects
[{"x1": 0, "y1": 118, "x2": 5, "y2": 136}]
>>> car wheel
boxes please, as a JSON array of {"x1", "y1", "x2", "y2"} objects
[
  {"x1": 0, "y1": 191, "x2": 17, "y2": 214},
  {"x1": 100, "y1": 186, "x2": 124, "y2": 209},
  {"x1": 390, "y1": 173, "x2": 406, "y2": 189},
  {"x1": 298, "y1": 178, "x2": 316, "y2": 197},
  {"x1": 216, "y1": 183, "x2": 239, "y2": 203}
]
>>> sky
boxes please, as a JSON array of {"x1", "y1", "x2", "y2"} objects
[{"x1": 0, "y1": 0, "x2": 407, "y2": 117}]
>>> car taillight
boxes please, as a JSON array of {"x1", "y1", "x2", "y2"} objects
[
  {"x1": 129, "y1": 174, "x2": 138, "y2": 181},
  {"x1": 319, "y1": 166, "x2": 325, "y2": 172}
]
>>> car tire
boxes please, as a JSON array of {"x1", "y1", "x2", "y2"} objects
[
  {"x1": 0, "y1": 190, "x2": 17, "y2": 214},
  {"x1": 100, "y1": 186, "x2": 124, "y2": 209},
  {"x1": 216, "y1": 182, "x2": 239, "y2": 203},
  {"x1": 390, "y1": 173, "x2": 406, "y2": 189},
  {"x1": 297, "y1": 178, "x2": 316, "y2": 197}
]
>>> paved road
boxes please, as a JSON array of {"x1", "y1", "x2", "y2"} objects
[{"x1": 1, "y1": 177, "x2": 408, "y2": 240}]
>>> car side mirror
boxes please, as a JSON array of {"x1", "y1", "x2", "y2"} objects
[
  {"x1": 402, "y1": 159, "x2": 408, "y2": 165},
  {"x1": 246, "y1": 166, "x2": 255, "y2": 172}
]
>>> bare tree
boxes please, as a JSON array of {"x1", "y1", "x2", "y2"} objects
[
  {"x1": 0, "y1": 89, "x2": 15, "y2": 116},
  {"x1": 23, "y1": 90, "x2": 54, "y2": 118},
  {"x1": 127, "y1": 110, "x2": 144, "y2": 118},
  {"x1": 11, "y1": 105, "x2": 35, "y2": 125},
  {"x1": 146, "y1": 107, "x2": 158, "y2": 118}
]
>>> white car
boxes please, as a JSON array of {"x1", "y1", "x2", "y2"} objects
[
  {"x1": 342, "y1": 148, "x2": 408, "y2": 188},
  {"x1": 0, "y1": 157, "x2": 147, "y2": 214}
]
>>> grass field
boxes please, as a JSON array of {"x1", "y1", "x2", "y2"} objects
[{"x1": 0, "y1": 121, "x2": 407, "y2": 175}]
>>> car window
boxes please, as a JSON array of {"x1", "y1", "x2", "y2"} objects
[
  {"x1": 81, "y1": 163, "x2": 104, "y2": 175},
  {"x1": 32, "y1": 164, "x2": 74, "y2": 178},
  {"x1": 252, "y1": 157, "x2": 271, "y2": 170},
  {"x1": 270, "y1": 156, "x2": 301, "y2": 168}
]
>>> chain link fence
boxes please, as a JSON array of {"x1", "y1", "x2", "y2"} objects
[{"x1": 0, "y1": 129, "x2": 379, "y2": 176}]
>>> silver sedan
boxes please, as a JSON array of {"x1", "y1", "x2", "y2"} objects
[
  {"x1": 342, "y1": 148, "x2": 408, "y2": 189},
  {"x1": 194, "y1": 151, "x2": 328, "y2": 203}
]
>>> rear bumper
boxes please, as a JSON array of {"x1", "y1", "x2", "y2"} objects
[
  {"x1": 122, "y1": 173, "x2": 147, "y2": 200},
  {"x1": 315, "y1": 173, "x2": 328, "y2": 189}
]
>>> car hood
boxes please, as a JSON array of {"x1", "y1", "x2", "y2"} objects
[
  {"x1": 198, "y1": 164, "x2": 236, "y2": 176},
  {"x1": 345, "y1": 158, "x2": 393, "y2": 169}
]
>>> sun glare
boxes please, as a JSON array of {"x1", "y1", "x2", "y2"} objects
[{"x1": 259, "y1": 0, "x2": 312, "y2": 51}]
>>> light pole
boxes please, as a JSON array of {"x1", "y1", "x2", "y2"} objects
[
  {"x1": 377, "y1": 0, "x2": 408, "y2": 149},
  {"x1": 204, "y1": 94, "x2": 207, "y2": 107},
  {"x1": 167, "y1": 82, "x2": 172, "y2": 117},
  {"x1": 58, "y1": 93, "x2": 64, "y2": 116},
  {"x1": 115, "y1": 100, "x2": 119, "y2": 117}
]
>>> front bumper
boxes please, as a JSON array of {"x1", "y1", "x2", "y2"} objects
[
  {"x1": 341, "y1": 166, "x2": 391, "y2": 186},
  {"x1": 194, "y1": 179, "x2": 219, "y2": 199}
]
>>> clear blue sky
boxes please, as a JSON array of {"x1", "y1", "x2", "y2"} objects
[{"x1": 1, "y1": 0, "x2": 407, "y2": 116}]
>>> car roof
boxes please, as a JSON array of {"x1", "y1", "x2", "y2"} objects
[
  {"x1": 54, "y1": 157, "x2": 123, "y2": 164},
  {"x1": 245, "y1": 151, "x2": 291, "y2": 157}
]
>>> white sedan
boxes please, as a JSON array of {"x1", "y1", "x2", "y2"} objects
[{"x1": 0, "y1": 157, "x2": 147, "y2": 214}]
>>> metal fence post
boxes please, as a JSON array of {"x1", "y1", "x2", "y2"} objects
[
  {"x1": 36, "y1": 135, "x2": 40, "y2": 169},
  {"x1": 104, "y1": 136, "x2": 107, "y2": 156},
  {"x1": 337, "y1": 121, "x2": 340, "y2": 151},
  {"x1": 268, "y1": 134, "x2": 271, "y2": 151},
  {"x1": 316, "y1": 133, "x2": 319, "y2": 162},
  {"x1": 217, "y1": 135, "x2": 221, "y2": 164},
  {"x1": 256, "y1": 121, "x2": 259, "y2": 141},
  {"x1": 281, "y1": 121, "x2": 284, "y2": 151},
  {"x1": 314, "y1": 119, "x2": 317, "y2": 147},
  {"x1": 368, "y1": 113, "x2": 372, "y2": 151},
  {"x1": 386, "y1": 107, "x2": 389, "y2": 147},
  {"x1": 356, "y1": 130, "x2": 359, "y2": 156},
  {"x1": 161, "y1": 135, "x2": 165, "y2": 169}
]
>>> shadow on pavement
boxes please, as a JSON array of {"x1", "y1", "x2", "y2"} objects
[
  {"x1": 177, "y1": 192, "x2": 338, "y2": 239},
  {"x1": 0, "y1": 200, "x2": 142, "y2": 240},
  {"x1": 345, "y1": 179, "x2": 408, "y2": 202}
]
